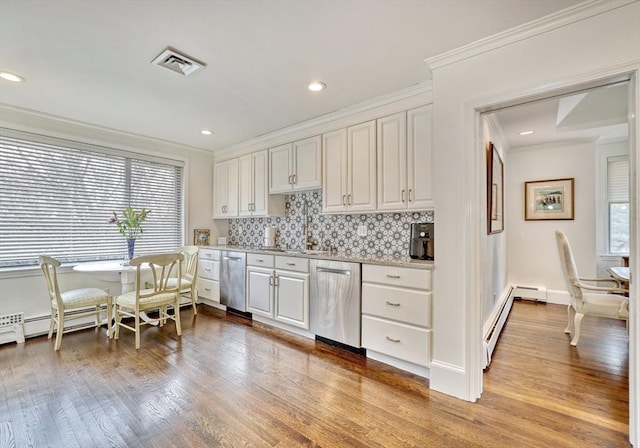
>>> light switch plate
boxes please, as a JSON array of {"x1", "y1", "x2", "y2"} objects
[
  {"x1": 357, "y1": 225, "x2": 368, "y2": 237},
  {"x1": 217, "y1": 236, "x2": 227, "y2": 246}
]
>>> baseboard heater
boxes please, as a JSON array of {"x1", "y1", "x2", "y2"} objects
[
  {"x1": 483, "y1": 287, "x2": 514, "y2": 369},
  {"x1": 512, "y1": 285, "x2": 547, "y2": 302}
]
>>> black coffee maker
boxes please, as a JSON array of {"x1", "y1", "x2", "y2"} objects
[{"x1": 409, "y1": 223, "x2": 434, "y2": 260}]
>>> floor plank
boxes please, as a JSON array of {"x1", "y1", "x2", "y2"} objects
[{"x1": 0, "y1": 300, "x2": 629, "y2": 447}]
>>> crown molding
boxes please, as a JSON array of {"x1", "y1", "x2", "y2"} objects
[
  {"x1": 424, "y1": 0, "x2": 638, "y2": 72},
  {"x1": 215, "y1": 81, "x2": 433, "y2": 159},
  {"x1": 0, "y1": 103, "x2": 213, "y2": 156}
]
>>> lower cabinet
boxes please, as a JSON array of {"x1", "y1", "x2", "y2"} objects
[
  {"x1": 197, "y1": 248, "x2": 221, "y2": 304},
  {"x1": 247, "y1": 255, "x2": 309, "y2": 330},
  {"x1": 361, "y1": 264, "x2": 432, "y2": 370}
]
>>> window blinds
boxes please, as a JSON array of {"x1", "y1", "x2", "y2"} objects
[
  {"x1": 0, "y1": 132, "x2": 184, "y2": 268},
  {"x1": 607, "y1": 155, "x2": 629, "y2": 203}
]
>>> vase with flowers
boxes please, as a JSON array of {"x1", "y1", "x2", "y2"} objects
[{"x1": 109, "y1": 206, "x2": 150, "y2": 262}]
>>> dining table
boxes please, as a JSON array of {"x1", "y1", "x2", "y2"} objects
[
  {"x1": 73, "y1": 260, "x2": 159, "y2": 328},
  {"x1": 607, "y1": 266, "x2": 630, "y2": 296}
]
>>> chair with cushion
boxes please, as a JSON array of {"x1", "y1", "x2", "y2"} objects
[
  {"x1": 114, "y1": 252, "x2": 183, "y2": 349},
  {"x1": 555, "y1": 230, "x2": 629, "y2": 346},
  {"x1": 168, "y1": 246, "x2": 199, "y2": 315},
  {"x1": 39, "y1": 255, "x2": 112, "y2": 351}
]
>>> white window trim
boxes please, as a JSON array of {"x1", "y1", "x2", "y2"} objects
[{"x1": 595, "y1": 139, "x2": 629, "y2": 257}]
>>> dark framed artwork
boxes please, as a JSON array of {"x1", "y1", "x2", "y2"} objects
[
  {"x1": 524, "y1": 178, "x2": 574, "y2": 220},
  {"x1": 487, "y1": 142, "x2": 504, "y2": 234}
]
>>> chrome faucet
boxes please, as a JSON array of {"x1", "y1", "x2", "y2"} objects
[{"x1": 302, "y1": 200, "x2": 313, "y2": 250}]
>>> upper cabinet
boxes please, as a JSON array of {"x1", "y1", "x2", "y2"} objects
[
  {"x1": 323, "y1": 120, "x2": 377, "y2": 213},
  {"x1": 269, "y1": 135, "x2": 322, "y2": 193},
  {"x1": 213, "y1": 158, "x2": 238, "y2": 219},
  {"x1": 377, "y1": 105, "x2": 433, "y2": 211},
  {"x1": 238, "y1": 150, "x2": 285, "y2": 217}
]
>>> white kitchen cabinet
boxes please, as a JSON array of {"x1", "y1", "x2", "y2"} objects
[
  {"x1": 269, "y1": 135, "x2": 322, "y2": 193},
  {"x1": 274, "y1": 270, "x2": 309, "y2": 329},
  {"x1": 239, "y1": 150, "x2": 284, "y2": 217},
  {"x1": 377, "y1": 105, "x2": 433, "y2": 211},
  {"x1": 247, "y1": 266, "x2": 274, "y2": 318},
  {"x1": 197, "y1": 248, "x2": 220, "y2": 304},
  {"x1": 213, "y1": 158, "x2": 238, "y2": 218},
  {"x1": 322, "y1": 120, "x2": 376, "y2": 213},
  {"x1": 245, "y1": 254, "x2": 309, "y2": 330},
  {"x1": 361, "y1": 264, "x2": 432, "y2": 373}
]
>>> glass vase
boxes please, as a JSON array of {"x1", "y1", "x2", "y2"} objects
[{"x1": 126, "y1": 238, "x2": 136, "y2": 262}]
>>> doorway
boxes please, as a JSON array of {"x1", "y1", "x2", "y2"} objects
[{"x1": 473, "y1": 71, "x2": 637, "y2": 444}]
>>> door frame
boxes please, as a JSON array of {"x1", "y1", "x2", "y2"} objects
[{"x1": 465, "y1": 61, "x2": 639, "y2": 445}]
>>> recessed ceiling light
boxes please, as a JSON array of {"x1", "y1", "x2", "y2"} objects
[
  {"x1": 0, "y1": 71, "x2": 25, "y2": 83},
  {"x1": 519, "y1": 130, "x2": 534, "y2": 136},
  {"x1": 201, "y1": 130, "x2": 213, "y2": 135},
  {"x1": 308, "y1": 81, "x2": 326, "y2": 92}
]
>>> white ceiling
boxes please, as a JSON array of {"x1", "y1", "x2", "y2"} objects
[
  {"x1": 0, "y1": 0, "x2": 582, "y2": 153},
  {"x1": 492, "y1": 81, "x2": 629, "y2": 150}
]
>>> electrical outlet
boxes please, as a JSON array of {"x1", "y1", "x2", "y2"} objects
[
  {"x1": 238, "y1": 226, "x2": 243, "y2": 235},
  {"x1": 357, "y1": 224, "x2": 368, "y2": 237}
]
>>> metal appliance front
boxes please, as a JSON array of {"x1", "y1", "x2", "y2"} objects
[
  {"x1": 220, "y1": 251, "x2": 247, "y2": 312},
  {"x1": 310, "y1": 259, "x2": 361, "y2": 347}
]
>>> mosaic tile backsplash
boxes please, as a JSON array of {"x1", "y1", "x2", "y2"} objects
[{"x1": 228, "y1": 190, "x2": 434, "y2": 258}]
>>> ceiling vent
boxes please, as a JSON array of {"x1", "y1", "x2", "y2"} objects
[{"x1": 151, "y1": 47, "x2": 206, "y2": 77}]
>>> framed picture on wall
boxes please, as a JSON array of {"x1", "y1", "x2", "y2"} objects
[
  {"x1": 194, "y1": 228, "x2": 211, "y2": 246},
  {"x1": 524, "y1": 178, "x2": 575, "y2": 221},
  {"x1": 486, "y1": 141, "x2": 504, "y2": 234}
]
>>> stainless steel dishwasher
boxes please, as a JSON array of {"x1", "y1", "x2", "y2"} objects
[
  {"x1": 220, "y1": 251, "x2": 247, "y2": 314},
  {"x1": 310, "y1": 259, "x2": 361, "y2": 348}
]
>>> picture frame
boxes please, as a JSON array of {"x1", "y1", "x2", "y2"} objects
[
  {"x1": 194, "y1": 228, "x2": 211, "y2": 246},
  {"x1": 486, "y1": 142, "x2": 504, "y2": 234},
  {"x1": 524, "y1": 178, "x2": 574, "y2": 221}
]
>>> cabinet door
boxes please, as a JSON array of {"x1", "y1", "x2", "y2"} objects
[
  {"x1": 377, "y1": 112, "x2": 407, "y2": 211},
  {"x1": 322, "y1": 129, "x2": 348, "y2": 213},
  {"x1": 251, "y1": 150, "x2": 269, "y2": 216},
  {"x1": 348, "y1": 120, "x2": 377, "y2": 212},
  {"x1": 274, "y1": 271, "x2": 309, "y2": 329},
  {"x1": 238, "y1": 154, "x2": 253, "y2": 216},
  {"x1": 293, "y1": 135, "x2": 322, "y2": 191},
  {"x1": 247, "y1": 267, "x2": 274, "y2": 318},
  {"x1": 407, "y1": 105, "x2": 433, "y2": 210},
  {"x1": 269, "y1": 143, "x2": 293, "y2": 193},
  {"x1": 213, "y1": 161, "x2": 229, "y2": 219},
  {"x1": 225, "y1": 158, "x2": 239, "y2": 217}
]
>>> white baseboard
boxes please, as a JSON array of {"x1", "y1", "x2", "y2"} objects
[
  {"x1": 366, "y1": 350, "x2": 430, "y2": 378},
  {"x1": 539, "y1": 289, "x2": 570, "y2": 306},
  {"x1": 252, "y1": 315, "x2": 315, "y2": 340},
  {"x1": 429, "y1": 360, "x2": 468, "y2": 400}
]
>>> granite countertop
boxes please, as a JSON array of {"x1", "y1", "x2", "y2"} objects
[{"x1": 199, "y1": 245, "x2": 433, "y2": 270}]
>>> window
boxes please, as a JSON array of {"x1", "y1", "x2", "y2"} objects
[
  {"x1": 0, "y1": 130, "x2": 184, "y2": 268},
  {"x1": 607, "y1": 155, "x2": 629, "y2": 254}
]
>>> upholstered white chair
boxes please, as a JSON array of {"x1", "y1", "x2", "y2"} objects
[
  {"x1": 168, "y1": 246, "x2": 199, "y2": 315},
  {"x1": 114, "y1": 253, "x2": 183, "y2": 349},
  {"x1": 39, "y1": 255, "x2": 112, "y2": 351},
  {"x1": 555, "y1": 230, "x2": 629, "y2": 346}
]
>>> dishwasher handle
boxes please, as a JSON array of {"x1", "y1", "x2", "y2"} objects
[
  {"x1": 223, "y1": 256, "x2": 243, "y2": 261},
  {"x1": 316, "y1": 267, "x2": 352, "y2": 276}
]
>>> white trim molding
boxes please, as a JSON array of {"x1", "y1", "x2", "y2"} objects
[
  {"x1": 424, "y1": 0, "x2": 637, "y2": 72},
  {"x1": 429, "y1": 360, "x2": 468, "y2": 400}
]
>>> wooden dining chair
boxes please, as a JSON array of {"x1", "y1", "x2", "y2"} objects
[
  {"x1": 39, "y1": 255, "x2": 112, "y2": 351},
  {"x1": 169, "y1": 245, "x2": 199, "y2": 315},
  {"x1": 114, "y1": 252, "x2": 183, "y2": 349},
  {"x1": 555, "y1": 230, "x2": 629, "y2": 346}
]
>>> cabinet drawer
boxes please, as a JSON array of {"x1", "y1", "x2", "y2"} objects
[
  {"x1": 199, "y1": 259, "x2": 220, "y2": 281},
  {"x1": 197, "y1": 278, "x2": 220, "y2": 303},
  {"x1": 199, "y1": 249, "x2": 220, "y2": 261},
  {"x1": 362, "y1": 284, "x2": 431, "y2": 327},
  {"x1": 362, "y1": 264, "x2": 431, "y2": 290},
  {"x1": 362, "y1": 315, "x2": 430, "y2": 366},
  {"x1": 275, "y1": 256, "x2": 309, "y2": 273},
  {"x1": 247, "y1": 253, "x2": 274, "y2": 268}
]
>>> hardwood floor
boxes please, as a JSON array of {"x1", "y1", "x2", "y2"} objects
[{"x1": 0, "y1": 300, "x2": 629, "y2": 447}]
